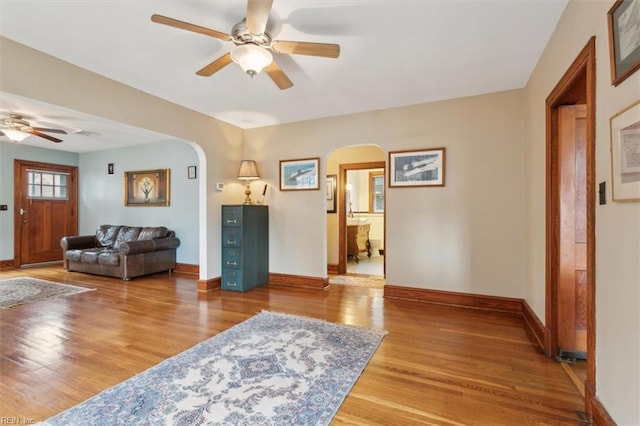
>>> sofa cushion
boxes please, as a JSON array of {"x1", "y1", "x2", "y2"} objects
[
  {"x1": 113, "y1": 226, "x2": 142, "y2": 249},
  {"x1": 138, "y1": 226, "x2": 169, "y2": 241},
  {"x1": 98, "y1": 250, "x2": 120, "y2": 266},
  {"x1": 96, "y1": 225, "x2": 122, "y2": 248},
  {"x1": 80, "y1": 248, "x2": 105, "y2": 264},
  {"x1": 66, "y1": 249, "x2": 84, "y2": 262}
]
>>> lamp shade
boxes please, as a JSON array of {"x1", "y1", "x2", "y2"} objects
[
  {"x1": 237, "y1": 160, "x2": 260, "y2": 180},
  {"x1": 3, "y1": 129, "x2": 29, "y2": 142},
  {"x1": 231, "y1": 44, "x2": 272, "y2": 76}
]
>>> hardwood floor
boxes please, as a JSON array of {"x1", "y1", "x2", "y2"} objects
[{"x1": 0, "y1": 265, "x2": 585, "y2": 424}]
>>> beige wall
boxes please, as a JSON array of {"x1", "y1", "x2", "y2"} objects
[
  {"x1": 524, "y1": 1, "x2": 640, "y2": 423},
  {"x1": 245, "y1": 89, "x2": 526, "y2": 298}
]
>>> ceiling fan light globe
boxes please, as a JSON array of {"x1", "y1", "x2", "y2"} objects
[
  {"x1": 231, "y1": 44, "x2": 272, "y2": 76},
  {"x1": 3, "y1": 129, "x2": 29, "y2": 142}
]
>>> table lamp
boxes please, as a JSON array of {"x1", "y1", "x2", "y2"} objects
[{"x1": 237, "y1": 160, "x2": 260, "y2": 205}]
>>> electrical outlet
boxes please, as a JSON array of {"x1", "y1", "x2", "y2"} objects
[{"x1": 0, "y1": 205, "x2": 8, "y2": 211}]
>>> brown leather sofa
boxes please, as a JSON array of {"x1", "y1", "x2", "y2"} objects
[{"x1": 61, "y1": 225, "x2": 180, "y2": 281}]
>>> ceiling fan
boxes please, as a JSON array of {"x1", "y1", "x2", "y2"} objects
[
  {"x1": 0, "y1": 114, "x2": 67, "y2": 143},
  {"x1": 151, "y1": 0, "x2": 340, "y2": 90}
]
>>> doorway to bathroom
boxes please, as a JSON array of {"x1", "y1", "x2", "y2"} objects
[
  {"x1": 326, "y1": 145, "x2": 386, "y2": 280},
  {"x1": 343, "y1": 164, "x2": 385, "y2": 276}
]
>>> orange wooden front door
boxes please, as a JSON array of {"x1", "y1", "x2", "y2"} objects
[
  {"x1": 15, "y1": 160, "x2": 78, "y2": 265},
  {"x1": 557, "y1": 105, "x2": 587, "y2": 357}
]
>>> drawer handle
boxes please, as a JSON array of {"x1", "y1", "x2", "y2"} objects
[
  {"x1": 226, "y1": 219, "x2": 237, "y2": 224},
  {"x1": 227, "y1": 261, "x2": 237, "y2": 266},
  {"x1": 227, "y1": 241, "x2": 237, "y2": 245},
  {"x1": 228, "y1": 282, "x2": 236, "y2": 287}
]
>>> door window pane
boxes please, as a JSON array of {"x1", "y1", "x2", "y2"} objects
[
  {"x1": 26, "y1": 170, "x2": 69, "y2": 200},
  {"x1": 28, "y1": 184, "x2": 41, "y2": 197},
  {"x1": 42, "y1": 173, "x2": 53, "y2": 185}
]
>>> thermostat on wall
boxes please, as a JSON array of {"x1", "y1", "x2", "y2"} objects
[{"x1": 216, "y1": 182, "x2": 225, "y2": 191}]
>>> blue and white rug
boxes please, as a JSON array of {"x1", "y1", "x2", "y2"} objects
[{"x1": 41, "y1": 311, "x2": 386, "y2": 426}]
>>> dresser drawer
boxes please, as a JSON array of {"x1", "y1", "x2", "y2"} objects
[
  {"x1": 222, "y1": 227, "x2": 241, "y2": 248},
  {"x1": 222, "y1": 206, "x2": 243, "y2": 227},
  {"x1": 222, "y1": 268, "x2": 243, "y2": 291},
  {"x1": 222, "y1": 248, "x2": 242, "y2": 268}
]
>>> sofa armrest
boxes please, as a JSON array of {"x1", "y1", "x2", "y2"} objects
[
  {"x1": 120, "y1": 237, "x2": 181, "y2": 255},
  {"x1": 61, "y1": 235, "x2": 97, "y2": 251}
]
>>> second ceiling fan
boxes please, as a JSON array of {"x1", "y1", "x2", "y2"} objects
[
  {"x1": 0, "y1": 114, "x2": 67, "y2": 143},
  {"x1": 151, "y1": 0, "x2": 340, "y2": 90}
]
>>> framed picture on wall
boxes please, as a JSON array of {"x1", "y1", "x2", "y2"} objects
[
  {"x1": 610, "y1": 100, "x2": 640, "y2": 202},
  {"x1": 279, "y1": 157, "x2": 320, "y2": 191},
  {"x1": 388, "y1": 148, "x2": 446, "y2": 187},
  {"x1": 326, "y1": 175, "x2": 337, "y2": 213},
  {"x1": 607, "y1": 0, "x2": 640, "y2": 86},
  {"x1": 124, "y1": 169, "x2": 170, "y2": 206}
]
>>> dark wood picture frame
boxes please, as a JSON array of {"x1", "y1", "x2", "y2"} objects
[
  {"x1": 607, "y1": 0, "x2": 640, "y2": 86},
  {"x1": 124, "y1": 169, "x2": 170, "y2": 206}
]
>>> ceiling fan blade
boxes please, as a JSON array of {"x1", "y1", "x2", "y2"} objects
[
  {"x1": 32, "y1": 127, "x2": 67, "y2": 134},
  {"x1": 196, "y1": 52, "x2": 234, "y2": 77},
  {"x1": 246, "y1": 0, "x2": 273, "y2": 35},
  {"x1": 151, "y1": 14, "x2": 231, "y2": 41},
  {"x1": 265, "y1": 61, "x2": 293, "y2": 90},
  {"x1": 271, "y1": 40, "x2": 340, "y2": 58},
  {"x1": 28, "y1": 129, "x2": 63, "y2": 143}
]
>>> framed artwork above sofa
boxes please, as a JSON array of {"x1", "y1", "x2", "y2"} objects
[{"x1": 124, "y1": 169, "x2": 170, "y2": 206}]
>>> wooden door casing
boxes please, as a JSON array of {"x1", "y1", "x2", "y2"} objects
[
  {"x1": 14, "y1": 160, "x2": 78, "y2": 266},
  {"x1": 545, "y1": 36, "x2": 596, "y2": 421}
]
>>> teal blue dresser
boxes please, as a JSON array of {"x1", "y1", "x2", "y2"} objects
[{"x1": 221, "y1": 205, "x2": 269, "y2": 292}]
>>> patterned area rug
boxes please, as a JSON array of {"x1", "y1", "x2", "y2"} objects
[
  {"x1": 42, "y1": 311, "x2": 387, "y2": 426},
  {"x1": 0, "y1": 277, "x2": 94, "y2": 309}
]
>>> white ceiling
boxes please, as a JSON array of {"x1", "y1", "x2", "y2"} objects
[{"x1": 0, "y1": 0, "x2": 568, "y2": 153}]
